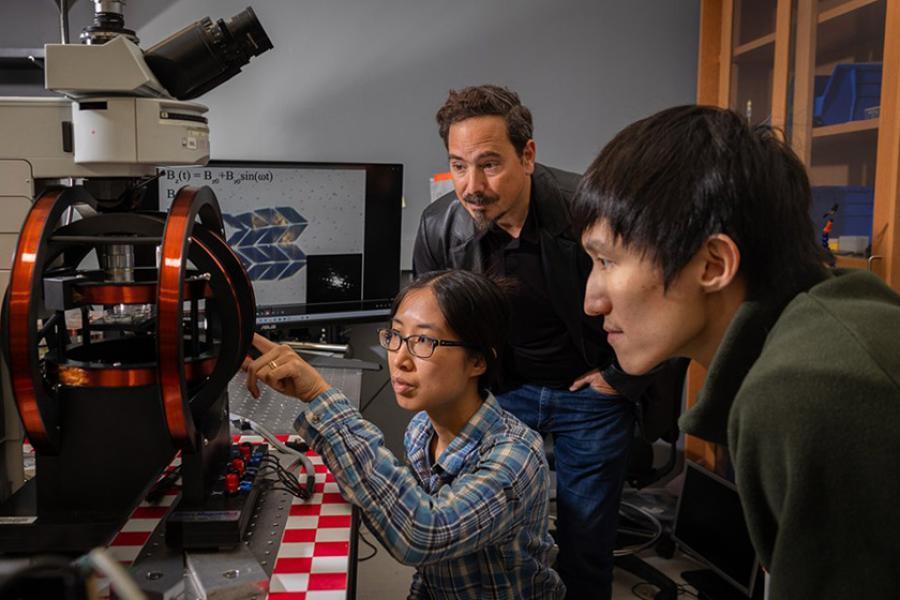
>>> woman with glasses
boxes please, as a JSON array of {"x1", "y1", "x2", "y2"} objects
[{"x1": 244, "y1": 269, "x2": 564, "y2": 599}]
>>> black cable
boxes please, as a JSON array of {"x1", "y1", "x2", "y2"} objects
[
  {"x1": 357, "y1": 528, "x2": 378, "y2": 562},
  {"x1": 360, "y1": 377, "x2": 391, "y2": 414},
  {"x1": 259, "y1": 463, "x2": 304, "y2": 493},
  {"x1": 258, "y1": 461, "x2": 305, "y2": 490},
  {"x1": 263, "y1": 476, "x2": 311, "y2": 500},
  {"x1": 257, "y1": 464, "x2": 296, "y2": 490},
  {"x1": 265, "y1": 485, "x2": 311, "y2": 498},
  {"x1": 259, "y1": 454, "x2": 305, "y2": 478},
  {"x1": 259, "y1": 462, "x2": 306, "y2": 496},
  {"x1": 257, "y1": 455, "x2": 313, "y2": 500}
]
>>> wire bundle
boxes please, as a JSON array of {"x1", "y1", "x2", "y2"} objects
[{"x1": 257, "y1": 454, "x2": 314, "y2": 500}]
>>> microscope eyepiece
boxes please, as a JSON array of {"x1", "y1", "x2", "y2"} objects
[
  {"x1": 144, "y1": 7, "x2": 273, "y2": 101},
  {"x1": 224, "y1": 7, "x2": 274, "y2": 61}
]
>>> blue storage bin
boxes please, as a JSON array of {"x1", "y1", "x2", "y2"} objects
[
  {"x1": 813, "y1": 75, "x2": 830, "y2": 119},
  {"x1": 810, "y1": 186, "x2": 874, "y2": 238},
  {"x1": 814, "y1": 63, "x2": 882, "y2": 126}
]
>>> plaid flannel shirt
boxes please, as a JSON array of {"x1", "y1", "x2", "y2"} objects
[{"x1": 295, "y1": 388, "x2": 565, "y2": 599}]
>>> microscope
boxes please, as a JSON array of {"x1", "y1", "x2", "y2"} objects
[{"x1": 0, "y1": 0, "x2": 272, "y2": 576}]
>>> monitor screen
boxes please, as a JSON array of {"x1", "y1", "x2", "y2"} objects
[
  {"x1": 158, "y1": 160, "x2": 402, "y2": 325},
  {"x1": 673, "y1": 461, "x2": 760, "y2": 597}
]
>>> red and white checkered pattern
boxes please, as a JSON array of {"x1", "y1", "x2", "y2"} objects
[
  {"x1": 98, "y1": 435, "x2": 353, "y2": 600},
  {"x1": 267, "y1": 452, "x2": 353, "y2": 600}
]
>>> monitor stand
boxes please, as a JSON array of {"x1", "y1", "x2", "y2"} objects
[{"x1": 681, "y1": 569, "x2": 751, "y2": 600}]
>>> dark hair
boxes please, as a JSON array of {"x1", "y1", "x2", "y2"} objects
[
  {"x1": 572, "y1": 105, "x2": 828, "y2": 303},
  {"x1": 391, "y1": 269, "x2": 509, "y2": 392},
  {"x1": 436, "y1": 84, "x2": 533, "y2": 156}
]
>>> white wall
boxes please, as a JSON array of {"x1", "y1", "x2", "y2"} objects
[{"x1": 134, "y1": 0, "x2": 700, "y2": 268}]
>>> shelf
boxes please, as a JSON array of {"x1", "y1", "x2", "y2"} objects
[
  {"x1": 816, "y1": 0, "x2": 885, "y2": 63},
  {"x1": 734, "y1": 33, "x2": 775, "y2": 57},
  {"x1": 834, "y1": 254, "x2": 869, "y2": 269},
  {"x1": 734, "y1": 0, "x2": 778, "y2": 47},
  {"x1": 818, "y1": 0, "x2": 881, "y2": 24},
  {"x1": 812, "y1": 118, "x2": 879, "y2": 138}
]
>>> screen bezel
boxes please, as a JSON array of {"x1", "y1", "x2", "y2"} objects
[
  {"x1": 162, "y1": 159, "x2": 403, "y2": 326},
  {"x1": 672, "y1": 461, "x2": 760, "y2": 597}
]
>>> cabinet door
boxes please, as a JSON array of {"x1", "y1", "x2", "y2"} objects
[
  {"x1": 792, "y1": 0, "x2": 900, "y2": 286},
  {"x1": 872, "y1": 1, "x2": 900, "y2": 287},
  {"x1": 728, "y1": 0, "x2": 792, "y2": 130}
]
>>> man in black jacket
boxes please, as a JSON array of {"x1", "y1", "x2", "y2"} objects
[{"x1": 413, "y1": 85, "x2": 639, "y2": 599}]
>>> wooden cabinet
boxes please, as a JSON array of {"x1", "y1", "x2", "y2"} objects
[
  {"x1": 793, "y1": 0, "x2": 898, "y2": 278},
  {"x1": 700, "y1": 0, "x2": 900, "y2": 286},
  {"x1": 690, "y1": 0, "x2": 900, "y2": 471},
  {"x1": 725, "y1": 0, "x2": 792, "y2": 131}
]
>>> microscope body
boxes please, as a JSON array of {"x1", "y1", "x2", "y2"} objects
[{"x1": 0, "y1": 5, "x2": 269, "y2": 554}]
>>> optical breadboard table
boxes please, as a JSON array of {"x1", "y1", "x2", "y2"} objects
[{"x1": 101, "y1": 434, "x2": 357, "y2": 600}]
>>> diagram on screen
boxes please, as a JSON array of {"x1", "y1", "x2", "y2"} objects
[{"x1": 223, "y1": 207, "x2": 308, "y2": 281}]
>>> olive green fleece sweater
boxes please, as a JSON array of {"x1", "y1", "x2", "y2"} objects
[{"x1": 680, "y1": 269, "x2": 900, "y2": 599}]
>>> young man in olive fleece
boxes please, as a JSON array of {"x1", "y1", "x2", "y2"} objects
[{"x1": 572, "y1": 104, "x2": 900, "y2": 599}]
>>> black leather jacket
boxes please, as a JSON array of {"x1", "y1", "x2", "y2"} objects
[{"x1": 412, "y1": 164, "x2": 631, "y2": 391}]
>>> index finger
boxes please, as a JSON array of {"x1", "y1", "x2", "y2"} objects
[
  {"x1": 252, "y1": 333, "x2": 278, "y2": 354},
  {"x1": 569, "y1": 376, "x2": 587, "y2": 391}
]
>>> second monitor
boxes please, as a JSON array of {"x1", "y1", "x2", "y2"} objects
[{"x1": 158, "y1": 160, "x2": 403, "y2": 325}]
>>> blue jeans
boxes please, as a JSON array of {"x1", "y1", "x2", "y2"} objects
[{"x1": 497, "y1": 384, "x2": 634, "y2": 600}]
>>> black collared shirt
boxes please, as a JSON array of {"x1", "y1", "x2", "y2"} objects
[{"x1": 480, "y1": 201, "x2": 591, "y2": 389}]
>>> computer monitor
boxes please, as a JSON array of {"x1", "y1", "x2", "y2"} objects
[
  {"x1": 158, "y1": 160, "x2": 402, "y2": 325},
  {"x1": 673, "y1": 461, "x2": 761, "y2": 598}
]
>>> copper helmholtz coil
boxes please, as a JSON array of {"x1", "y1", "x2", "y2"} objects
[{"x1": 3, "y1": 186, "x2": 255, "y2": 454}]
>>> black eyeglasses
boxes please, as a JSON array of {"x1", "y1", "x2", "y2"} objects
[{"x1": 377, "y1": 328, "x2": 478, "y2": 359}]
